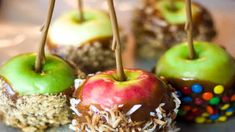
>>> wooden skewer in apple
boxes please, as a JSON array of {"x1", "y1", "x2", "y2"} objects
[
  {"x1": 35, "y1": 0, "x2": 56, "y2": 72},
  {"x1": 107, "y1": 0, "x2": 126, "y2": 81},
  {"x1": 185, "y1": 0, "x2": 196, "y2": 59},
  {"x1": 77, "y1": 0, "x2": 84, "y2": 22},
  {"x1": 169, "y1": 0, "x2": 176, "y2": 11}
]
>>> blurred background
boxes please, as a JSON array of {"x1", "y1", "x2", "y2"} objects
[
  {"x1": 0, "y1": 0, "x2": 235, "y2": 131},
  {"x1": 0, "y1": 0, "x2": 235, "y2": 64}
]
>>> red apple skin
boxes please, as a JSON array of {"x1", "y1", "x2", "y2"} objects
[{"x1": 77, "y1": 69, "x2": 166, "y2": 112}]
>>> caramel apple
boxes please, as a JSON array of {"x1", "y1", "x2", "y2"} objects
[
  {"x1": 47, "y1": 9, "x2": 126, "y2": 74},
  {"x1": 0, "y1": 1, "x2": 83, "y2": 131},
  {"x1": 156, "y1": 42, "x2": 235, "y2": 123},
  {"x1": 70, "y1": 69, "x2": 180, "y2": 131},
  {"x1": 155, "y1": 0, "x2": 235, "y2": 123},
  {"x1": 70, "y1": 1, "x2": 180, "y2": 131},
  {"x1": 132, "y1": 0, "x2": 216, "y2": 59}
]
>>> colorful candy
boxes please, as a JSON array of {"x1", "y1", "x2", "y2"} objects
[
  {"x1": 213, "y1": 85, "x2": 224, "y2": 94},
  {"x1": 182, "y1": 87, "x2": 191, "y2": 95},
  {"x1": 209, "y1": 114, "x2": 219, "y2": 121},
  {"x1": 178, "y1": 82, "x2": 235, "y2": 123},
  {"x1": 231, "y1": 94, "x2": 235, "y2": 101},
  {"x1": 221, "y1": 104, "x2": 230, "y2": 110},
  {"x1": 202, "y1": 92, "x2": 213, "y2": 101},
  {"x1": 195, "y1": 117, "x2": 205, "y2": 123},
  {"x1": 195, "y1": 97, "x2": 203, "y2": 105},
  {"x1": 192, "y1": 84, "x2": 203, "y2": 93},
  {"x1": 209, "y1": 97, "x2": 220, "y2": 105},
  {"x1": 182, "y1": 96, "x2": 192, "y2": 103}
]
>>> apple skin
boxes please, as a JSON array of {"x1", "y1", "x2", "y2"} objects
[
  {"x1": 0, "y1": 53, "x2": 76, "y2": 96},
  {"x1": 48, "y1": 9, "x2": 112, "y2": 47},
  {"x1": 77, "y1": 69, "x2": 165, "y2": 109},
  {"x1": 156, "y1": 41, "x2": 235, "y2": 86},
  {"x1": 156, "y1": 0, "x2": 201, "y2": 24}
]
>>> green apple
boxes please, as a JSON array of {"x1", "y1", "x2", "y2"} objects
[
  {"x1": 156, "y1": 0, "x2": 201, "y2": 24},
  {"x1": 48, "y1": 9, "x2": 112, "y2": 47},
  {"x1": 156, "y1": 42, "x2": 235, "y2": 86},
  {"x1": 0, "y1": 53, "x2": 76, "y2": 96}
]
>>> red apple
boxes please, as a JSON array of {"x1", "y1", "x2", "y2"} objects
[{"x1": 76, "y1": 68, "x2": 167, "y2": 121}]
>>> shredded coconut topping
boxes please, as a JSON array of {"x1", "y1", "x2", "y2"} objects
[
  {"x1": 126, "y1": 104, "x2": 142, "y2": 116},
  {"x1": 71, "y1": 78, "x2": 181, "y2": 132}
]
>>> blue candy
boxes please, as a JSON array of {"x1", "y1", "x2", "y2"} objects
[
  {"x1": 210, "y1": 114, "x2": 220, "y2": 121},
  {"x1": 191, "y1": 84, "x2": 203, "y2": 93},
  {"x1": 176, "y1": 90, "x2": 182, "y2": 97},
  {"x1": 182, "y1": 97, "x2": 192, "y2": 103}
]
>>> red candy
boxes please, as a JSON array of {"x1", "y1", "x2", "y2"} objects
[
  {"x1": 222, "y1": 96, "x2": 230, "y2": 103},
  {"x1": 182, "y1": 87, "x2": 192, "y2": 95},
  {"x1": 195, "y1": 97, "x2": 204, "y2": 105},
  {"x1": 192, "y1": 108, "x2": 201, "y2": 116}
]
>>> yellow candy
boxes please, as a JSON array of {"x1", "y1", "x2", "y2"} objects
[
  {"x1": 202, "y1": 112, "x2": 209, "y2": 117},
  {"x1": 206, "y1": 120, "x2": 212, "y2": 123},
  {"x1": 226, "y1": 112, "x2": 233, "y2": 116},
  {"x1": 218, "y1": 116, "x2": 227, "y2": 122},
  {"x1": 221, "y1": 104, "x2": 230, "y2": 110},
  {"x1": 213, "y1": 85, "x2": 224, "y2": 94},
  {"x1": 195, "y1": 117, "x2": 206, "y2": 123}
]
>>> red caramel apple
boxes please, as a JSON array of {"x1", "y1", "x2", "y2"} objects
[
  {"x1": 132, "y1": 0, "x2": 216, "y2": 59},
  {"x1": 70, "y1": 1, "x2": 179, "y2": 131},
  {"x1": 70, "y1": 69, "x2": 180, "y2": 131}
]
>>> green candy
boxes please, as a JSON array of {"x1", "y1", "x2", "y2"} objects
[
  {"x1": 156, "y1": 0, "x2": 200, "y2": 24},
  {"x1": 209, "y1": 97, "x2": 220, "y2": 105},
  {"x1": 0, "y1": 53, "x2": 76, "y2": 96}
]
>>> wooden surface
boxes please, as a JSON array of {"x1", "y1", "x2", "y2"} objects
[{"x1": 0, "y1": 0, "x2": 235, "y2": 132}]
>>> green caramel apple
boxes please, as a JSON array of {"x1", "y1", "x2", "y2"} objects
[
  {"x1": 0, "y1": 53, "x2": 76, "y2": 95},
  {"x1": 156, "y1": 0, "x2": 201, "y2": 24},
  {"x1": 156, "y1": 42, "x2": 235, "y2": 86},
  {"x1": 48, "y1": 9, "x2": 112, "y2": 47}
]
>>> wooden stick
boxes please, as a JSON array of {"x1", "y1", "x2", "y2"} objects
[
  {"x1": 185, "y1": 0, "x2": 196, "y2": 59},
  {"x1": 78, "y1": 0, "x2": 84, "y2": 22},
  {"x1": 169, "y1": 0, "x2": 176, "y2": 11},
  {"x1": 35, "y1": 0, "x2": 56, "y2": 72},
  {"x1": 107, "y1": 0, "x2": 126, "y2": 81}
]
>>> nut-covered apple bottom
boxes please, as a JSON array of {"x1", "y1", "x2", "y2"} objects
[
  {"x1": 132, "y1": 0, "x2": 216, "y2": 59},
  {"x1": 156, "y1": 42, "x2": 235, "y2": 123},
  {"x1": 47, "y1": 10, "x2": 126, "y2": 74},
  {"x1": 70, "y1": 69, "x2": 181, "y2": 131},
  {"x1": 0, "y1": 54, "x2": 80, "y2": 132}
]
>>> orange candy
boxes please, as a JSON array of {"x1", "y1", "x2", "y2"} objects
[
  {"x1": 231, "y1": 94, "x2": 235, "y2": 101},
  {"x1": 206, "y1": 106, "x2": 214, "y2": 114},
  {"x1": 183, "y1": 105, "x2": 191, "y2": 111},
  {"x1": 202, "y1": 92, "x2": 213, "y2": 101}
]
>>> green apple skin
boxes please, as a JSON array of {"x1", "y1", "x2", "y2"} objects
[
  {"x1": 156, "y1": 0, "x2": 201, "y2": 24},
  {"x1": 48, "y1": 9, "x2": 112, "y2": 47},
  {"x1": 0, "y1": 53, "x2": 76, "y2": 96},
  {"x1": 77, "y1": 69, "x2": 165, "y2": 109},
  {"x1": 156, "y1": 41, "x2": 235, "y2": 86}
]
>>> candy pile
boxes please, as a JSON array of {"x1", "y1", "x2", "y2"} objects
[{"x1": 177, "y1": 83, "x2": 235, "y2": 123}]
